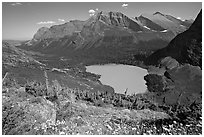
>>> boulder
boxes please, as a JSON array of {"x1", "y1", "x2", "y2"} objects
[
  {"x1": 159, "y1": 56, "x2": 179, "y2": 70},
  {"x1": 144, "y1": 64, "x2": 202, "y2": 106}
]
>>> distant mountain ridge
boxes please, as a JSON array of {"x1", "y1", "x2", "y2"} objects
[
  {"x1": 20, "y1": 11, "x2": 194, "y2": 64},
  {"x1": 145, "y1": 10, "x2": 202, "y2": 68},
  {"x1": 30, "y1": 11, "x2": 192, "y2": 42},
  {"x1": 136, "y1": 12, "x2": 192, "y2": 34}
]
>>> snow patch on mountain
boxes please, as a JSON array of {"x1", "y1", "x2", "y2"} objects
[
  {"x1": 143, "y1": 26, "x2": 151, "y2": 30},
  {"x1": 160, "y1": 30, "x2": 168, "y2": 32}
]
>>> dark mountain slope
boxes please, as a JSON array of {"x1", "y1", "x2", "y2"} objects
[{"x1": 145, "y1": 10, "x2": 202, "y2": 68}]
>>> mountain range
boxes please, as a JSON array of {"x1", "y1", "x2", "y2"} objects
[{"x1": 20, "y1": 11, "x2": 193, "y2": 65}]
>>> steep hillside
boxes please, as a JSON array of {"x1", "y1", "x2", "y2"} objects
[
  {"x1": 2, "y1": 41, "x2": 118, "y2": 98},
  {"x1": 2, "y1": 41, "x2": 46, "y2": 75},
  {"x1": 145, "y1": 10, "x2": 202, "y2": 68},
  {"x1": 137, "y1": 12, "x2": 189, "y2": 35}
]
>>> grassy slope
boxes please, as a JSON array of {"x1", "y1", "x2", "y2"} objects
[{"x1": 2, "y1": 83, "x2": 202, "y2": 135}]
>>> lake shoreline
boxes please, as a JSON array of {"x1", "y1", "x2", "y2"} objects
[{"x1": 86, "y1": 64, "x2": 148, "y2": 95}]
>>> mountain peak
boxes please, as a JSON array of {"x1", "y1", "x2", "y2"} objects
[
  {"x1": 95, "y1": 11, "x2": 124, "y2": 17},
  {"x1": 153, "y1": 11, "x2": 164, "y2": 16},
  {"x1": 85, "y1": 10, "x2": 144, "y2": 32}
]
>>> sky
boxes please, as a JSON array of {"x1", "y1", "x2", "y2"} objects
[{"x1": 2, "y1": 2, "x2": 202, "y2": 40}]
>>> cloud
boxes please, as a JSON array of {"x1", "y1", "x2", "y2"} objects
[
  {"x1": 37, "y1": 21, "x2": 56, "y2": 25},
  {"x1": 122, "y1": 3, "x2": 128, "y2": 8},
  {"x1": 89, "y1": 9, "x2": 96, "y2": 16},
  {"x1": 88, "y1": 8, "x2": 99, "y2": 16},
  {"x1": 58, "y1": 19, "x2": 65, "y2": 22},
  {"x1": 11, "y1": 2, "x2": 22, "y2": 6}
]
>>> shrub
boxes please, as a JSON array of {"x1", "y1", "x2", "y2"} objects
[
  {"x1": 144, "y1": 74, "x2": 166, "y2": 92},
  {"x1": 25, "y1": 81, "x2": 47, "y2": 97}
]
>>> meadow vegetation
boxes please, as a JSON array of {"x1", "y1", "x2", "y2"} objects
[{"x1": 2, "y1": 79, "x2": 202, "y2": 135}]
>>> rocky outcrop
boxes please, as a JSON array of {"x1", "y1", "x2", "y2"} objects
[
  {"x1": 144, "y1": 60, "x2": 202, "y2": 106},
  {"x1": 159, "y1": 57, "x2": 179, "y2": 70}
]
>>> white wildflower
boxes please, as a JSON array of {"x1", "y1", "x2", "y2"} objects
[
  {"x1": 132, "y1": 127, "x2": 137, "y2": 130},
  {"x1": 163, "y1": 127, "x2": 170, "y2": 131},
  {"x1": 169, "y1": 124, "x2": 173, "y2": 128},
  {"x1": 106, "y1": 124, "x2": 113, "y2": 130},
  {"x1": 196, "y1": 124, "x2": 202, "y2": 127},
  {"x1": 34, "y1": 126, "x2": 39, "y2": 130},
  {"x1": 59, "y1": 131, "x2": 65, "y2": 135},
  {"x1": 41, "y1": 123, "x2": 47, "y2": 129}
]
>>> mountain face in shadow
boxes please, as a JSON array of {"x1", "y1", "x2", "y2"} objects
[{"x1": 145, "y1": 10, "x2": 202, "y2": 68}]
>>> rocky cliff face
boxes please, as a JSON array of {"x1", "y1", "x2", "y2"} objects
[
  {"x1": 85, "y1": 11, "x2": 144, "y2": 32},
  {"x1": 146, "y1": 10, "x2": 202, "y2": 68},
  {"x1": 33, "y1": 20, "x2": 85, "y2": 40}
]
